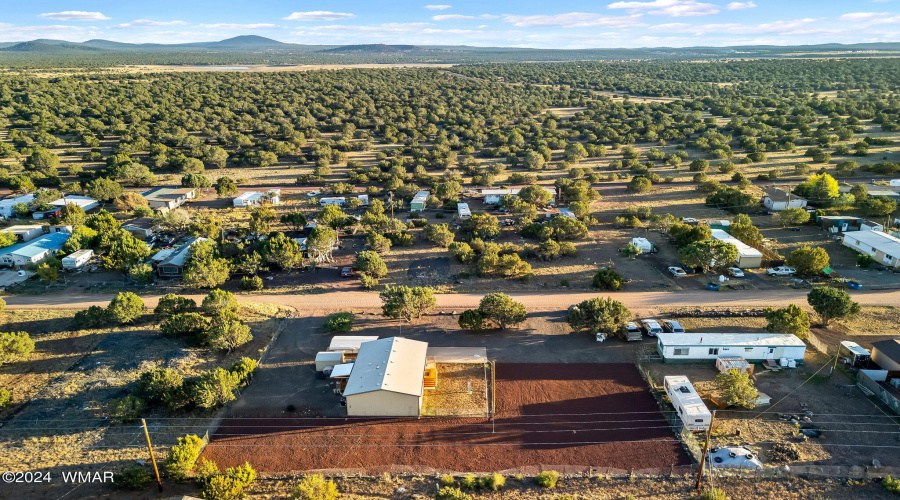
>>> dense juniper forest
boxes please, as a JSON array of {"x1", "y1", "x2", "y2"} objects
[{"x1": 0, "y1": 58, "x2": 899, "y2": 287}]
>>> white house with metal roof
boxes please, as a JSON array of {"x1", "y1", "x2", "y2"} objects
[
  {"x1": 711, "y1": 229, "x2": 763, "y2": 269},
  {"x1": 0, "y1": 232, "x2": 70, "y2": 267},
  {"x1": 841, "y1": 230, "x2": 900, "y2": 269},
  {"x1": 0, "y1": 194, "x2": 35, "y2": 219},
  {"x1": 657, "y1": 333, "x2": 806, "y2": 362},
  {"x1": 343, "y1": 337, "x2": 428, "y2": 417}
]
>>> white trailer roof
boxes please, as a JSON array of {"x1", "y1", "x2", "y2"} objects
[
  {"x1": 710, "y1": 229, "x2": 763, "y2": 259},
  {"x1": 843, "y1": 230, "x2": 900, "y2": 258},
  {"x1": 234, "y1": 192, "x2": 262, "y2": 202},
  {"x1": 840, "y1": 341, "x2": 870, "y2": 356},
  {"x1": 343, "y1": 337, "x2": 428, "y2": 397},
  {"x1": 665, "y1": 376, "x2": 710, "y2": 418},
  {"x1": 330, "y1": 363, "x2": 354, "y2": 378},
  {"x1": 658, "y1": 332, "x2": 806, "y2": 347},
  {"x1": 328, "y1": 336, "x2": 379, "y2": 352}
]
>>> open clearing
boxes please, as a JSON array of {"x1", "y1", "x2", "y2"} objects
[{"x1": 201, "y1": 363, "x2": 689, "y2": 473}]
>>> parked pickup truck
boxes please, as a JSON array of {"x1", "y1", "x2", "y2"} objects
[
  {"x1": 766, "y1": 266, "x2": 797, "y2": 276},
  {"x1": 625, "y1": 322, "x2": 643, "y2": 341}
]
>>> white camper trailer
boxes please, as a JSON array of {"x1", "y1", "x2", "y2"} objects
[{"x1": 664, "y1": 375, "x2": 712, "y2": 431}]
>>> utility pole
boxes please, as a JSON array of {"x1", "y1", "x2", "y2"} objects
[
  {"x1": 142, "y1": 419, "x2": 163, "y2": 492},
  {"x1": 389, "y1": 191, "x2": 394, "y2": 219},
  {"x1": 695, "y1": 410, "x2": 715, "y2": 490}
]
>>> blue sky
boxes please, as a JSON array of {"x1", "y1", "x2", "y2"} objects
[{"x1": 4, "y1": 1, "x2": 900, "y2": 48}]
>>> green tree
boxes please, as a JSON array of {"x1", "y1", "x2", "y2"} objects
[
  {"x1": 136, "y1": 368, "x2": 185, "y2": 409},
  {"x1": 183, "y1": 240, "x2": 231, "y2": 289},
  {"x1": 103, "y1": 233, "x2": 151, "y2": 271},
  {"x1": 778, "y1": 207, "x2": 811, "y2": 227},
  {"x1": 728, "y1": 223, "x2": 762, "y2": 244},
  {"x1": 62, "y1": 226, "x2": 98, "y2": 254},
  {"x1": 592, "y1": 269, "x2": 624, "y2": 291},
  {"x1": 669, "y1": 223, "x2": 711, "y2": 247},
  {"x1": 786, "y1": 246, "x2": 830, "y2": 276},
  {"x1": 457, "y1": 309, "x2": 486, "y2": 331},
  {"x1": 627, "y1": 176, "x2": 652, "y2": 193},
  {"x1": 249, "y1": 207, "x2": 276, "y2": 237},
  {"x1": 280, "y1": 211, "x2": 307, "y2": 231},
  {"x1": 193, "y1": 368, "x2": 239, "y2": 409},
  {"x1": 864, "y1": 196, "x2": 898, "y2": 217},
  {"x1": 181, "y1": 173, "x2": 210, "y2": 188},
  {"x1": 353, "y1": 250, "x2": 388, "y2": 278},
  {"x1": 161, "y1": 313, "x2": 211, "y2": 344},
  {"x1": 807, "y1": 287, "x2": 860, "y2": 326},
  {"x1": 379, "y1": 285, "x2": 437, "y2": 322},
  {"x1": 59, "y1": 203, "x2": 87, "y2": 226},
  {"x1": 36, "y1": 263, "x2": 58, "y2": 283},
  {"x1": 567, "y1": 297, "x2": 631, "y2": 338},
  {"x1": 549, "y1": 216, "x2": 588, "y2": 240},
  {"x1": 715, "y1": 369, "x2": 759, "y2": 409},
  {"x1": 323, "y1": 312, "x2": 354, "y2": 333},
  {"x1": 317, "y1": 204, "x2": 351, "y2": 230},
  {"x1": 164, "y1": 434, "x2": 204, "y2": 481},
  {"x1": 518, "y1": 185, "x2": 553, "y2": 207},
  {"x1": 291, "y1": 474, "x2": 339, "y2": 500},
  {"x1": 366, "y1": 232, "x2": 392, "y2": 254},
  {"x1": 764, "y1": 304, "x2": 810, "y2": 339},
  {"x1": 678, "y1": 240, "x2": 738, "y2": 272},
  {"x1": 462, "y1": 213, "x2": 500, "y2": 240},
  {"x1": 849, "y1": 184, "x2": 869, "y2": 203},
  {"x1": 107, "y1": 292, "x2": 144, "y2": 324},
  {"x1": 795, "y1": 173, "x2": 839, "y2": 202},
  {"x1": 215, "y1": 176, "x2": 238, "y2": 198},
  {"x1": 424, "y1": 223, "x2": 455, "y2": 247},
  {"x1": 154, "y1": 294, "x2": 197, "y2": 319},
  {"x1": 202, "y1": 289, "x2": 238, "y2": 315},
  {"x1": 86, "y1": 210, "x2": 124, "y2": 250},
  {"x1": 206, "y1": 314, "x2": 252, "y2": 352},
  {"x1": 476, "y1": 293, "x2": 527, "y2": 329},
  {"x1": 0, "y1": 331, "x2": 35, "y2": 366},
  {"x1": 261, "y1": 232, "x2": 304, "y2": 270},
  {"x1": 0, "y1": 231, "x2": 16, "y2": 249},
  {"x1": 86, "y1": 177, "x2": 124, "y2": 202}
]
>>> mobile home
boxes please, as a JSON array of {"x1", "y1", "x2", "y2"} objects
[
  {"x1": 711, "y1": 229, "x2": 763, "y2": 268},
  {"x1": 657, "y1": 333, "x2": 806, "y2": 363},
  {"x1": 62, "y1": 249, "x2": 93, "y2": 270},
  {"x1": 410, "y1": 191, "x2": 430, "y2": 212},
  {"x1": 664, "y1": 376, "x2": 712, "y2": 431},
  {"x1": 457, "y1": 203, "x2": 471, "y2": 220},
  {"x1": 841, "y1": 230, "x2": 900, "y2": 269},
  {"x1": 319, "y1": 197, "x2": 345, "y2": 207}
]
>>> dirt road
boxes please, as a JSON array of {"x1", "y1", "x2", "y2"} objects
[{"x1": 2, "y1": 288, "x2": 897, "y2": 313}]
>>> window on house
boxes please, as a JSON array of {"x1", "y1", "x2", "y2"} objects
[
  {"x1": 674, "y1": 348, "x2": 689, "y2": 356},
  {"x1": 745, "y1": 347, "x2": 753, "y2": 352},
  {"x1": 695, "y1": 419, "x2": 705, "y2": 423},
  {"x1": 708, "y1": 348, "x2": 719, "y2": 355}
]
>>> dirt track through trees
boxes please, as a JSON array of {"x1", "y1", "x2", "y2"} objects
[{"x1": 201, "y1": 363, "x2": 689, "y2": 472}]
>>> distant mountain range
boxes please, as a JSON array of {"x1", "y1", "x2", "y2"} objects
[{"x1": 3, "y1": 35, "x2": 900, "y2": 63}]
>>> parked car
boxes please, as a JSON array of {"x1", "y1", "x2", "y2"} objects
[
  {"x1": 706, "y1": 282, "x2": 721, "y2": 291},
  {"x1": 662, "y1": 320, "x2": 685, "y2": 333},
  {"x1": 340, "y1": 267, "x2": 352, "y2": 277},
  {"x1": 641, "y1": 319, "x2": 663, "y2": 337},
  {"x1": 625, "y1": 322, "x2": 643, "y2": 341},
  {"x1": 766, "y1": 266, "x2": 797, "y2": 276},
  {"x1": 668, "y1": 266, "x2": 688, "y2": 277},
  {"x1": 846, "y1": 281, "x2": 863, "y2": 290},
  {"x1": 727, "y1": 267, "x2": 745, "y2": 278}
]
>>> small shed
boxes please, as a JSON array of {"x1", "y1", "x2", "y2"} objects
[
  {"x1": 328, "y1": 336, "x2": 379, "y2": 358},
  {"x1": 457, "y1": 203, "x2": 471, "y2": 220},
  {"x1": 711, "y1": 229, "x2": 763, "y2": 269},
  {"x1": 817, "y1": 215, "x2": 862, "y2": 233},
  {"x1": 357, "y1": 194, "x2": 369, "y2": 205},
  {"x1": 233, "y1": 192, "x2": 264, "y2": 208},
  {"x1": 716, "y1": 356, "x2": 752, "y2": 374},
  {"x1": 872, "y1": 339, "x2": 900, "y2": 371},
  {"x1": 5, "y1": 225, "x2": 43, "y2": 242},
  {"x1": 343, "y1": 337, "x2": 428, "y2": 417},
  {"x1": 410, "y1": 191, "x2": 430, "y2": 212},
  {"x1": 631, "y1": 237, "x2": 653, "y2": 253},
  {"x1": 122, "y1": 217, "x2": 155, "y2": 239},
  {"x1": 657, "y1": 333, "x2": 806, "y2": 363},
  {"x1": 62, "y1": 249, "x2": 93, "y2": 270}
]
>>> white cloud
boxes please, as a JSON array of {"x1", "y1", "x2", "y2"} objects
[
  {"x1": 112, "y1": 20, "x2": 188, "y2": 28},
  {"x1": 38, "y1": 11, "x2": 110, "y2": 21},
  {"x1": 608, "y1": 0, "x2": 720, "y2": 17},
  {"x1": 0, "y1": 24, "x2": 103, "y2": 42},
  {"x1": 840, "y1": 12, "x2": 889, "y2": 21},
  {"x1": 425, "y1": 4, "x2": 453, "y2": 10},
  {"x1": 649, "y1": 17, "x2": 831, "y2": 36},
  {"x1": 433, "y1": 14, "x2": 499, "y2": 21},
  {"x1": 199, "y1": 23, "x2": 282, "y2": 29},
  {"x1": 502, "y1": 12, "x2": 644, "y2": 28},
  {"x1": 726, "y1": 1, "x2": 757, "y2": 10},
  {"x1": 283, "y1": 11, "x2": 356, "y2": 21}
]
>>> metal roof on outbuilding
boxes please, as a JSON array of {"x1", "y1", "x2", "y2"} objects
[
  {"x1": 342, "y1": 337, "x2": 428, "y2": 397},
  {"x1": 328, "y1": 336, "x2": 379, "y2": 352}
]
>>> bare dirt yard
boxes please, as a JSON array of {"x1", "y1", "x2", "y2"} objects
[{"x1": 201, "y1": 362, "x2": 688, "y2": 473}]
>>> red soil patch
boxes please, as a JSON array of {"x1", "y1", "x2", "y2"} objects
[{"x1": 201, "y1": 363, "x2": 690, "y2": 472}]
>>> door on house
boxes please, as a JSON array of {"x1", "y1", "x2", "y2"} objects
[{"x1": 766, "y1": 348, "x2": 776, "y2": 360}]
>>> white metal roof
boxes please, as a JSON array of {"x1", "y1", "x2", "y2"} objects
[
  {"x1": 412, "y1": 191, "x2": 430, "y2": 201},
  {"x1": 50, "y1": 196, "x2": 97, "y2": 208},
  {"x1": 481, "y1": 188, "x2": 520, "y2": 196},
  {"x1": 664, "y1": 376, "x2": 711, "y2": 418},
  {"x1": 343, "y1": 337, "x2": 428, "y2": 397},
  {"x1": 658, "y1": 332, "x2": 806, "y2": 347},
  {"x1": 64, "y1": 249, "x2": 93, "y2": 259},
  {"x1": 457, "y1": 203, "x2": 471, "y2": 215},
  {"x1": 710, "y1": 229, "x2": 764, "y2": 258},
  {"x1": 328, "y1": 336, "x2": 379, "y2": 352},
  {"x1": 426, "y1": 347, "x2": 488, "y2": 363},
  {"x1": 840, "y1": 341, "x2": 870, "y2": 356},
  {"x1": 234, "y1": 192, "x2": 262, "y2": 202},
  {"x1": 843, "y1": 231, "x2": 900, "y2": 258},
  {"x1": 330, "y1": 363, "x2": 354, "y2": 378}
]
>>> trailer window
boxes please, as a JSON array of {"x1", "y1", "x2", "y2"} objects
[
  {"x1": 708, "y1": 348, "x2": 719, "y2": 355},
  {"x1": 673, "y1": 348, "x2": 689, "y2": 356},
  {"x1": 744, "y1": 347, "x2": 753, "y2": 352},
  {"x1": 695, "y1": 419, "x2": 705, "y2": 423}
]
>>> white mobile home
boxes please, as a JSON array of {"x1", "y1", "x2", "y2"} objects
[
  {"x1": 320, "y1": 197, "x2": 346, "y2": 207},
  {"x1": 62, "y1": 249, "x2": 93, "y2": 270},
  {"x1": 0, "y1": 194, "x2": 35, "y2": 218},
  {"x1": 841, "y1": 231, "x2": 900, "y2": 269},
  {"x1": 664, "y1": 376, "x2": 712, "y2": 431},
  {"x1": 233, "y1": 191, "x2": 264, "y2": 208},
  {"x1": 343, "y1": 337, "x2": 428, "y2": 417},
  {"x1": 657, "y1": 333, "x2": 806, "y2": 363},
  {"x1": 711, "y1": 229, "x2": 763, "y2": 269},
  {"x1": 763, "y1": 189, "x2": 807, "y2": 211},
  {"x1": 410, "y1": 191, "x2": 430, "y2": 212},
  {"x1": 457, "y1": 203, "x2": 471, "y2": 220},
  {"x1": 50, "y1": 196, "x2": 99, "y2": 213}
]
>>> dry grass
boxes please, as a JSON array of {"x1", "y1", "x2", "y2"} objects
[{"x1": 421, "y1": 363, "x2": 489, "y2": 416}]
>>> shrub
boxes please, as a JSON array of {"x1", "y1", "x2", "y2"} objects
[
  {"x1": 128, "y1": 263, "x2": 155, "y2": 285},
  {"x1": 592, "y1": 269, "x2": 624, "y2": 291},
  {"x1": 137, "y1": 368, "x2": 185, "y2": 408},
  {"x1": 479, "y1": 473, "x2": 505, "y2": 491},
  {"x1": 109, "y1": 395, "x2": 145, "y2": 423},
  {"x1": 0, "y1": 298, "x2": 5, "y2": 312},
  {"x1": 202, "y1": 475, "x2": 247, "y2": 500},
  {"x1": 240, "y1": 276, "x2": 264, "y2": 291},
  {"x1": 883, "y1": 475, "x2": 900, "y2": 494},
  {"x1": 460, "y1": 475, "x2": 478, "y2": 490},
  {"x1": 535, "y1": 470, "x2": 559, "y2": 488},
  {"x1": 387, "y1": 232, "x2": 415, "y2": 247},
  {"x1": 291, "y1": 474, "x2": 340, "y2": 500},
  {"x1": 699, "y1": 488, "x2": 730, "y2": 500},
  {"x1": 73, "y1": 305, "x2": 109, "y2": 328},
  {"x1": 359, "y1": 274, "x2": 379, "y2": 289},
  {"x1": 160, "y1": 313, "x2": 210, "y2": 345},
  {"x1": 0, "y1": 388, "x2": 11, "y2": 408},
  {"x1": 458, "y1": 309, "x2": 486, "y2": 331},
  {"x1": 323, "y1": 312, "x2": 354, "y2": 332},
  {"x1": 154, "y1": 294, "x2": 197, "y2": 319},
  {"x1": 193, "y1": 368, "x2": 239, "y2": 409},
  {"x1": 114, "y1": 465, "x2": 151, "y2": 490},
  {"x1": 164, "y1": 434, "x2": 204, "y2": 481},
  {"x1": 230, "y1": 357, "x2": 258, "y2": 384},
  {"x1": 435, "y1": 486, "x2": 472, "y2": 500},
  {"x1": 439, "y1": 475, "x2": 456, "y2": 487},
  {"x1": 857, "y1": 254, "x2": 876, "y2": 268},
  {"x1": 202, "y1": 289, "x2": 238, "y2": 315},
  {"x1": 107, "y1": 292, "x2": 145, "y2": 324},
  {"x1": 0, "y1": 331, "x2": 35, "y2": 366}
]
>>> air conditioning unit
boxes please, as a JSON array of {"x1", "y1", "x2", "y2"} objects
[{"x1": 890, "y1": 378, "x2": 900, "y2": 390}]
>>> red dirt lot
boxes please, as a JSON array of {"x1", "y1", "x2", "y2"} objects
[{"x1": 201, "y1": 363, "x2": 690, "y2": 473}]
